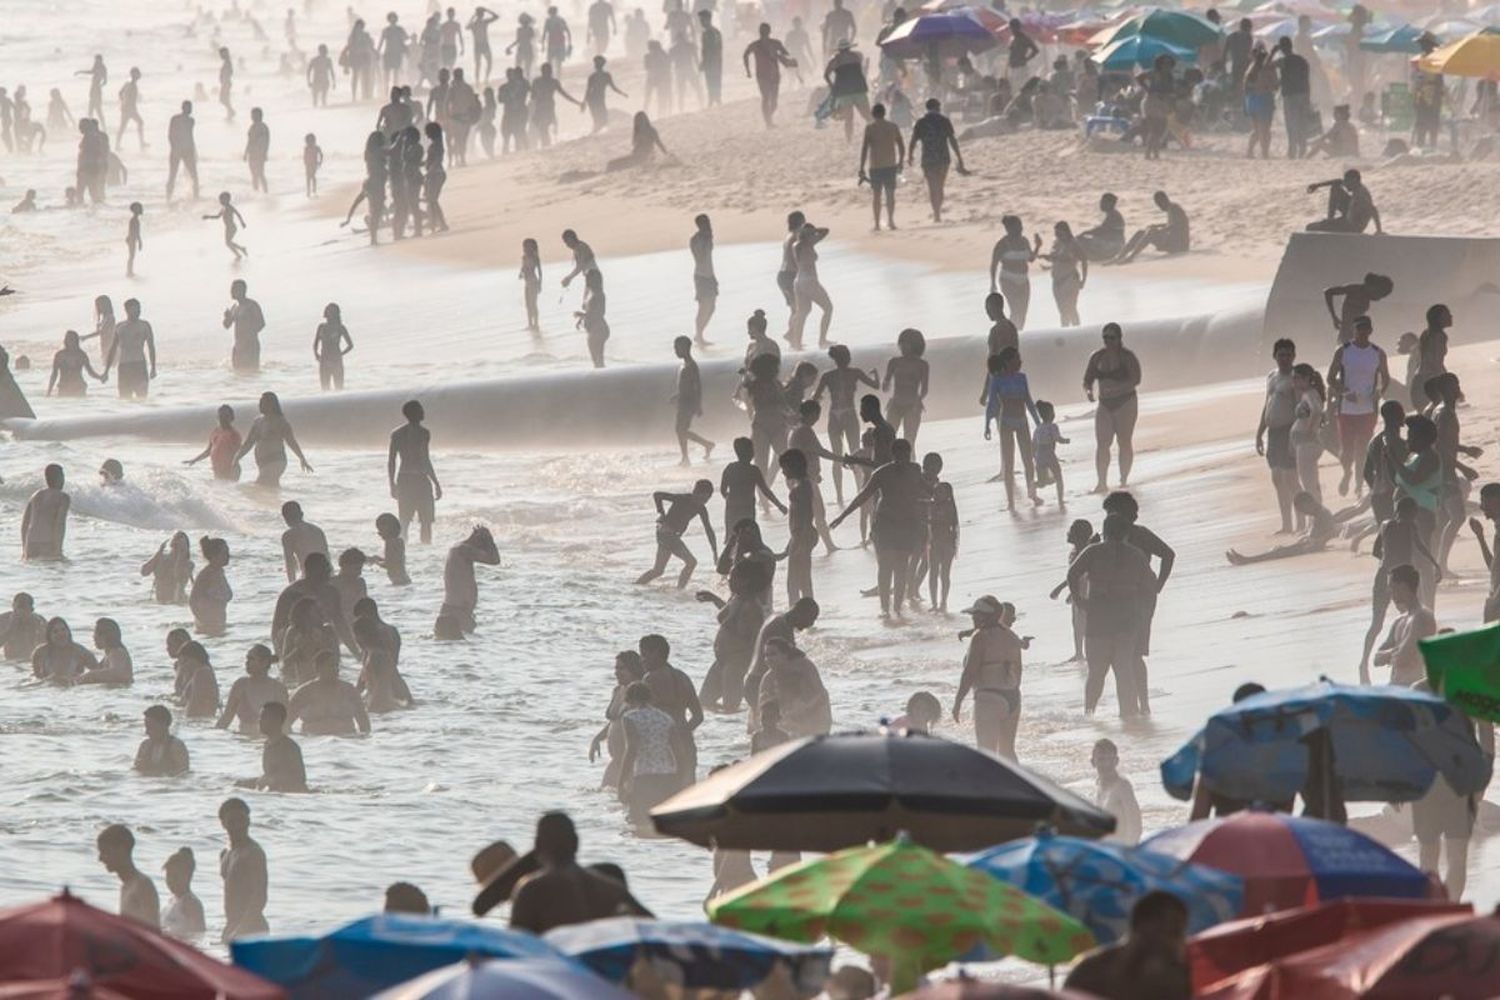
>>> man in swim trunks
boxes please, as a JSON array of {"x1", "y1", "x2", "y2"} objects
[
  {"x1": 389, "y1": 400, "x2": 443, "y2": 543},
  {"x1": 440, "y1": 527, "x2": 501, "y2": 634},
  {"x1": 221, "y1": 280, "x2": 265, "y2": 374},
  {"x1": 636, "y1": 480, "x2": 718, "y2": 588},
  {"x1": 218, "y1": 798, "x2": 270, "y2": 941},
  {"x1": 103, "y1": 297, "x2": 156, "y2": 399},
  {"x1": 672, "y1": 337, "x2": 714, "y2": 465},
  {"x1": 21, "y1": 464, "x2": 70, "y2": 561},
  {"x1": 1256, "y1": 338, "x2": 1301, "y2": 534},
  {"x1": 689, "y1": 214, "x2": 718, "y2": 344},
  {"x1": 97, "y1": 824, "x2": 160, "y2": 927},
  {"x1": 776, "y1": 210, "x2": 805, "y2": 309},
  {"x1": 858, "y1": 102, "x2": 904, "y2": 232}
]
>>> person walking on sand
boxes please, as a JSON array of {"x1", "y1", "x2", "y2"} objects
[
  {"x1": 236, "y1": 392, "x2": 313, "y2": 488},
  {"x1": 699, "y1": 11, "x2": 723, "y2": 106},
  {"x1": 1256, "y1": 338, "x2": 1300, "y2": 534},
  {"x1": 672, "y1": 337, "x2": 715, "y2": 465},
  {"x1": 990, "y1": 216, "x2": 1039, "y2": 330},
  {"x1": 203, "y1": 192, "x2": 248, "y2": 261},
  {"x1": 637, "y1": 480, "x2": 719, "y2": 588},
  {"x1": 1083, "y1": 323, "x2": 1141, "y2": 493},
  {"x1": 908, "y1": 98, "x2": 965, "y2": 224},
  {"x1": 744, "y1": 24, "x2": 797, "y2": 128},
  {"x1": 690, "y1": 215, "x2": 718, "y2": 345},
  {"x1": 102, "y1": 298, "x2": 156, "y2": 400},
  {"x1": 830, "y1": 438, "x2": 932, "y2": 620},
  {"x1": 858, "y1": 103, "x2": 904, "y2": 231},
  {"x1": 389, "y1": 400, "x2": 443, "y2": 542},
  {"x1": 952, "y1": 595, "x2": 1024, "y2": 760},
  {"x1": 583, "y1": 56, "x2": 628, "y2": 133},
  {"x1": 1326, "y1": 315, "x2": 1390, "y2": 497}
]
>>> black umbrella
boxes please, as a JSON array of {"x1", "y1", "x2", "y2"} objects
[{"x1": 651, "y1": 730, "x2": 1115, "y2": 853}]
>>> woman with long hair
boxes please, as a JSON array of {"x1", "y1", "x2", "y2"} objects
[
  {"x1": 234, "y1": 391, "x2": 313, "y2": 488},
  {"x1": 1041, "y1": 220, "x2": 1087, "y2": 327}
]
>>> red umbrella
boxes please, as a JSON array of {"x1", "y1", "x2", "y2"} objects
[
  {"x1": 0, "y1": 892, "x2": 284, "y2": 1000},
  {"x1": 0, "y1": 978, "x2": 130, "y2": 1000},
  {"x1": 1188, "y1": 898, "x2": 1471, "y2": 992},
  {"x1": 1199, "y1": 911, "x2": 1500, "y2": 999}
]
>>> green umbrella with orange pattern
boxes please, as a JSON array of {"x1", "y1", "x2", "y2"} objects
[{"x1": 707, "y1": 837, "x2": 1095, "y2": 994}]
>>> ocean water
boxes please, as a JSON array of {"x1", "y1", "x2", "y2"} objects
[{"x1": 9, "y1": 0, "x2": 1490, "y2": 981}]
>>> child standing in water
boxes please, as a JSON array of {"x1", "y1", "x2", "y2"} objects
[
  {"x1": 1032, "y1": 399, "x2": 1069, "y2": 506},
  {"x1": 303, "y1": 133, "x2": 323, "y2": 196},
  {"x1": 203, "y1": 191, "x2": 248, "y2": 260},
  {"x1": 374, "y1": 512, "x2": 410, "y2": 585},
  {"x1": 927, "y1": 480, "x2": 958, "y2": 611},
  {"x1": 1049, "y1": 518, "x2": 1093, "y2": 662},
  {"x1": 161, "y1": 848, "x2": 206, "y2": 941},
  {"x1": 185, "y1": 404, "x2": 243, "y2": 481},
  {"x1": 313, "y1": 303, "x2": 353, "y2": 390},
  {"x1": 125, "y1": 202, "x2": 143, "y2": 277},
  {"x1": 520, "y1": 238, "x2": 542, "y2": 331}
]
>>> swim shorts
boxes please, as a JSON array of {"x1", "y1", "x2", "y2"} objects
[
  {"x1": 1338, "y1": 412, "x2": 1377, "y2": 455},
  {"x1": 694, "y1": 274, "x2": 719, "y2": 302},
  {"x1": 117, "y1": 361, "x2": 149, "y2": 399},
  {"x1": 397, "y1": 472, "x2": 436, "y2": 526},
  {"x1": 869, "y1": 165, "x2": 897, "y2": 196},
  {"x1": 776, "y1": 270, "x2": 796, "y2": 307},
  {"x1": 1265, "y1": 425, "x2": 1295, "y2": 470}
]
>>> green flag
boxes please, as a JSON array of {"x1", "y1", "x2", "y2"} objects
[{"x1": 1419, "y1": 623, "x2": 1500, "y2": 722}]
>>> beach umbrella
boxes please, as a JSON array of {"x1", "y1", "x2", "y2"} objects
[
  {"x1": 369, "y1": 956, "x2": 634, "y2": 1000},
  {"x1": 1159, "y1": 679, "x2": 1490, "y2": 809},
  {"x1": 1416, "y1": 27, "x2": 1500, "y2": 79},
  {"x1": 1141, "y1": 811, "x2": 1431, "y2": 915},
  {"x1": 1252, "y1": 0, "x2": 1336, "y2": 19},
  {"x1": 1186, "y1": 898, "x2": 1472, "y2": 992},
  {"x1": 1198, "y1": 911, "x2": 1500, "y2": 999},
  {"x1": 545, "y1": 917, "x2": 833, "y2": 996},
  {"x1": 650, "y1": 731, "x2": 1116, "y2": 854},
  {"x1": 230, "y1": 913, "x2": 560, "y2": 1000},
  {"x1": 708, "y1": 837, "x2": 1095, "y2": 995},
  {"x1": 0, "y1": 891, "x2": 283, "y2": 1000},
  {"x1": 0, "y1": 978, "x2": 130, "y2": 1000},
  {"x1": 1359, "y1": 23, "x2": 1426, "y2": 52},
  {"x1": 1421, "y1": 15, "x2": 1481, "y2": 38},
  {"x1": 1092, "y1": 9, "x2": 1223, "y2": 49},
  {"x1": 878, "y1": 13, "x2": 1000, "y2": 59},
  {"x1": 1091, "y1": 34, "x2": 1201, "y2": 69},
  {"x1": 963, "y1": 830, "x2": 1243, "y2": 946}
]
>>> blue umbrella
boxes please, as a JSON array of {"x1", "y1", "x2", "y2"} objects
[
  {"x1": 230, "y1": 913, "x2": 562, "y2": 1000},
  {"x1": 878, "y1": 13, "x2": 999, "y2": 60},
  {"x1": 963, "y1": 831, "x2": 1243, "y2": 946},
  {"x1": 1094, "y1": 8, "x2": 1223, "y2": 49},
  {"x1": 1160, "y1": 680, "x2": 1491, "y2": 807},
  {"x1": 371, "y1": 956, "x2": 635, "y2": 1000},
  {"x1": 546, "y1": 917, "x2": 834, "y2": 995},
  {"x1": 1360, "y1": 23, "x2": 1427, "y2": 53},
  {"x1": 1091, "y1": 34, "x2": 1200, "y2": 71}
]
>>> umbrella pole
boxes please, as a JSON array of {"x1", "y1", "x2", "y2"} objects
[{"x1": 1049, "y1": 964, "x2": 1056, "y2": 988}]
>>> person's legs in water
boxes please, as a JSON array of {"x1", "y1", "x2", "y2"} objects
[
  {"x1": 999, "y1": 424, "x2": 1017, "y2": 510},
  {"x1": 635, "y1": 528, "x2": 696, "y2": 587},
  {"x1": 1359, "y1": 569, "x2": 1391, "y2": 680},
  {"x1": 1002, "y1": 278, "x2": 1030, "y2": 330},
  {"x1": 924, "y1": 164, "x2": 946, "y2": 222},
  {"x1": 809, "y1": 281, "x2": 833, "y2": 348},
  {"x1": 787, "y1": 284, "x2": 812, "y2": 350},
  {"x1": 1083, "y1": 633, "x2": 1113, "y2": 715},
  {"x1": 676, "y1": 411, "x2": 713, "y2": 466},
  {"x1": 1013, "y1": 423, "x2": 1039, "y2": 503},
  {"x1": 874, "y1": 541, "x2": 894, "y2": 617},
  {"x1": 1115, "y1": 395, "x2": 1137, "y2": 486}
]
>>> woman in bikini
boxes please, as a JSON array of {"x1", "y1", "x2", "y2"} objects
[
  {"x1": 1082, "y1": 322, "x2": 1142, "y2": 494},
  {"x1": 981, "y1": 346, "x2": 1042, "y2": 510},
  {"x1": 814, "y1": 344, "x2": 878, "y2": 504},
  {"x1": 234, "y1": 391, "x2": 313, "y2": 488},
  {"x1": 989, "y1": 215, "x2": 1039, "y2": 330}
]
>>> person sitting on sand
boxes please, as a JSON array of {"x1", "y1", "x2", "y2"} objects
[
  {"x1": 287, "y1": 650, "x2": 371, "y2": 735},
  {"x1": 135, "y1": 705, "x2": 190, "y2": 777},
  {"x1": 1077, "y1": 193, "x2": 1126, "y2": 263},
  {"x1": 1307, "y1": 103, "x2": 1359, "y2": 158},
  {"x1": 606, "y1": 111, "x2": 670, "y2": 172},
  {"x1": 1226, "y1": 492, "x2": 1336, "y2": 564},
  {"x1": 636, "y1": 480, "x2": 719, "y2": 588},
  {"x1": 1306, "y1": 168, "x2": 1382, "y2": 234},
  {"x1": 1110, "y1": 191, "x2": 1189, "y2": 264}
]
